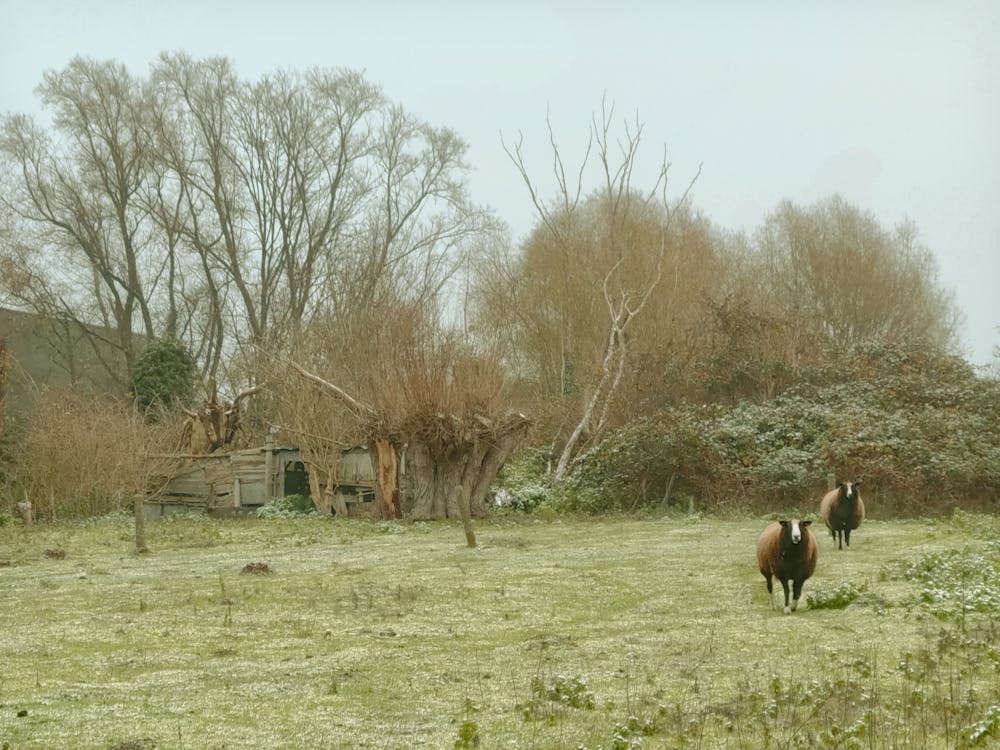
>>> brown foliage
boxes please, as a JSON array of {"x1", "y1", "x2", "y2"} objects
[
  {"x1": 473, "y1": 196, "x2": 725, "y2": 454},
  {"x1": 753, "y1": 197, "x2": 960, "y2": 351},
  {"x1": 12, "y1": 388, "x2": 187, "y2": 519}
]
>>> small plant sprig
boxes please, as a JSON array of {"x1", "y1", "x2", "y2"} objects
[
  {"x1": 518, "y1": 674, "x2": 596, "y2": 722},
  {"x1": 961, "y1": 704, "x2": 1000, "y2": 748}
]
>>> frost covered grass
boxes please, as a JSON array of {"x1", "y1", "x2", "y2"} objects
[{"x1": 1, "y1": 511, "x2": 1000, "y2": 748}]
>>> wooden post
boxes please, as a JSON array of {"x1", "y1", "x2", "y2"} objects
[
  {"x1": 233, "y1": 477, "x2": 242, "y2": 507},
  {"x1": 133, "y1": 495, "x2": 149, "y2": 553},
  {"x1": 263, "y1": 437, "x2": 274, "y2": 501}
]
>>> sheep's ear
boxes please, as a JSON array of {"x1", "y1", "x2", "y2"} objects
[
  {"x1": 778, "y1": 519, "x2": 789, "y2": 527},
  {"x1": 801, "y1": 520, "x2": 812, "y2": 527},
  {"x1": 855, "y1": 480, "x2": 863, "y2": 487}
]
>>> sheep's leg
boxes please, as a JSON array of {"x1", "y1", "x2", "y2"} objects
[
  {"x1": 780, "y1": 579, "x2": 792, "y2": 614},
  {"x1": 844, "y1": 528, "x2": 852, "y2": 548},
  {"x1": 764, "y1": 574, "x2": 774, "y2": 609},
  {"x1": 791, "y1": 579, "x2": 805, "y2": 612},
  {"x1": 836, "y1": 530, "x2": 843, "y2": 550}
]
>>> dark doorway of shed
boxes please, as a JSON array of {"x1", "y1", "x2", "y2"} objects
[{"x1": 284, "y1": 461, "x2": 310, "y2": 499}]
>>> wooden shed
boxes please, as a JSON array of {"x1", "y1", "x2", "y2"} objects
[{"x1": 147, "y1": 442, "x2": 378, "y2": 519}]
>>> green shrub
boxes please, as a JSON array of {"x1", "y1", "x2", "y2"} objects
[
  {"x1": 962, "y1": 705, "x2": 1000, "y2": 748},
  {"x1": 495, "y1": 447, "x2": 556, "y2": 512},
  {"x1": 806, "y1": 582, "x2": 863, "y2": 610},
  {"x1": 518, "y1": 674, "x2": 596, "y2": 721},
  {"x1": 903, "y1": 547, "x2": 1000, "y2": 618},
  {"x1": 130, "y1": 338, "x2": 196, "y2": 412},
  {"x1": 256, "y1": 494, "x2": 317, "y2": 518}
]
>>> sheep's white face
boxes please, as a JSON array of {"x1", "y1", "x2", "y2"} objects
[
  {"x1": 780, "y1": 519, "x2": 803, "y2": 544},
  {"x1": 789, "y1": 520, "x2": 802, "y2": 544}
]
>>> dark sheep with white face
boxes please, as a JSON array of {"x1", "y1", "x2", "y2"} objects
[
  {"x1": 820, "y1": 480, "x2": 865, "y2": 550},
  {"x1": 756, "y1": 519, "x2": 818, "y2": 614}
]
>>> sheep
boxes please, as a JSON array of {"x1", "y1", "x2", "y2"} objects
[
  {"x1": 820, "y1": 480, "x2": 865, "y2": 550},
  {"x1": 756, "y1": 519, "x2": 818, "y2": 614}
]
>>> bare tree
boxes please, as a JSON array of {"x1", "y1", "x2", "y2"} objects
[
  {"x1": 2, "y1": 54, "x2": 498, "y2": 404},
  {"x1": 502, "y1": 101, "x2": 699, "y2": 478},
  {"x1": 754, "y1": 196, "x2": 961, "y2": 351},
  {"x1": 151, "y1": 54, "x2": 492, "y2": 363},
  {"x1": 0, "y1": 58, "x2": 165, "y2": 384}
]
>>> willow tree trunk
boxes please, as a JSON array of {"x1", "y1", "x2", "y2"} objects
[
  {"x1": 408, "y1": 417, "x2": 529, "y2": 547},
  {"x1": 469, "y1": 430, "x2": 524, "y2": 516},
  {"x1": 371, "y1": 438, "x2": 402, "y2": 520},
  {"x1": 410, "y1": 443, "x2": 486, "y2": 522}
]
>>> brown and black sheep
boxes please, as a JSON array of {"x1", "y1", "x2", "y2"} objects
[
  {"x1": 820, "y1": 480, "x2": 864, "y2": 550},
  {"x1": 756, "y1": 519, "x2": 818, "y2": 614}
]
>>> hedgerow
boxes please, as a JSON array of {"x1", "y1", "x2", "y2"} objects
[{"x1": 556, "y1": 344, "x2": 1000, "y2": 514}]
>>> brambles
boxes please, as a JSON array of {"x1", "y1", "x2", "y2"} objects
[{"x1": 901, "y1": 547, "x2": 1000, "y2": 618}]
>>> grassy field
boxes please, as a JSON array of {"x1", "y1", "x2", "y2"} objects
[{"x1": 1, "y1": 511, "x2": 999, "y2": 749}]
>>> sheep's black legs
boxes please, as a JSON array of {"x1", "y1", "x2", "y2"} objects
[
  {"x1": 791, "y1": 579, "x2": 805, "y2": 611},
  {"x1": 780, "y1": 579, "x2": 791, "y2": 613},
  {"x1": 844, "y1": 529, "x2": 851, "y2": 548},
  {"x1": 764, "y1": 574, "x2": 774, "y2": 608}
]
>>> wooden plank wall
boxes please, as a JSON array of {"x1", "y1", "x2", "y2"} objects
[
  {"x1": 156, "y1": 446, "x2": 294, "y2": 510},
  {"x1": 150, "y1": 444, "x2": 384, "y2": 517}
]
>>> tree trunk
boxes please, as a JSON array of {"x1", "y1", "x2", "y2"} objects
[
  {"x1": 450, "y1": 450, "x2": 477, "y2": 548},
  {"x1": 326, "y1": 480, "x2": 349, "y2": 517},
  {"x1": 410, "y1": 442, "x2": 458, "y2": 520},
  {"x1": 469, "y1": 430, "x2": 523, "y2": 516},
  {"x1": 371, "y1": 438, "x2": 402, "y2": 520},
  {"x1": 408, "y1": 414, "x2": 529, "y2": 526},
  {"x1": 308, "y1": 470, "x2": 333, "y2": 515},
  {"x1": 408, "y1": 442, "x2": 438, "y2": 519}
]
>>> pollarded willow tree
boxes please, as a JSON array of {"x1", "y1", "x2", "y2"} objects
[
  {"x1": 493, "y1": 100, "x2": 701, "y2": 479},
  {"x1": 268, "y1": 304, "x2": 529, "y2": 547}
]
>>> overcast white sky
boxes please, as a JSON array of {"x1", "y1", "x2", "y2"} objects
[{"x1": 2, "y1": 0, "x2": 998, "y2": 365}]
